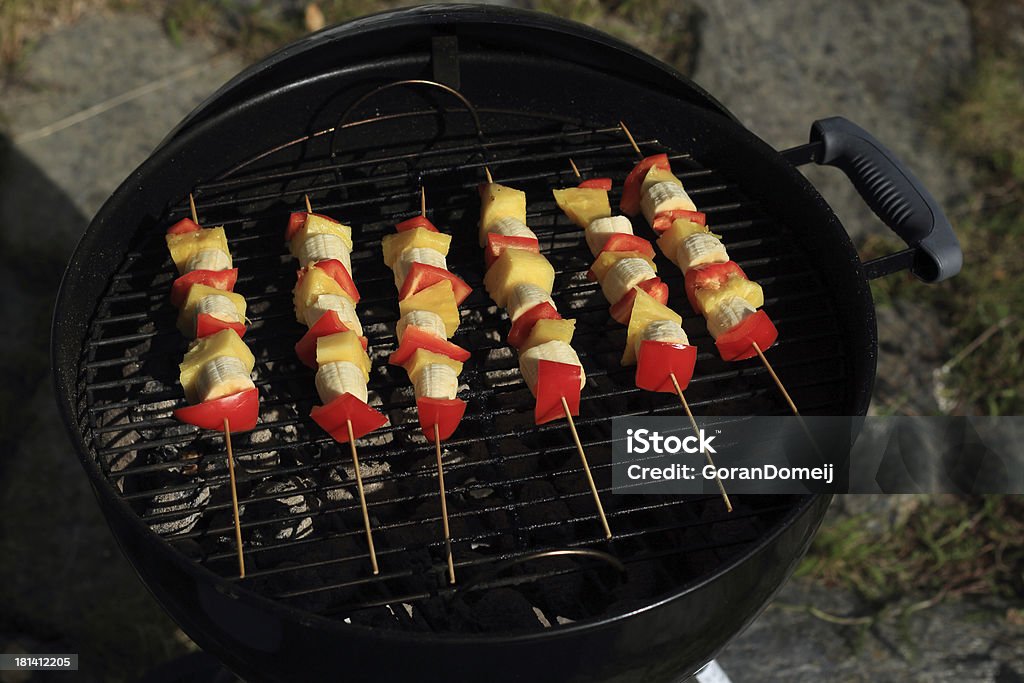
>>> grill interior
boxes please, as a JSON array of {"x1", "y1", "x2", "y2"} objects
[{"x1": 76, "y1": 101, "x2": 848, "y2": 634}]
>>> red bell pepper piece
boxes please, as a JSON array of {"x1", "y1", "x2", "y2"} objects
[
  {"x1": 310, "y1": 393, "x2": 388, "y2": 443},
  {"x1": 620, "y1": 153, "x2": 671, "y2": 216},
  {"x1": 578, "y1": 177, "x2": 613, "y2": 190},
  {"x1": 294, "y1": 310, "x2": 368, "y2": 369},
  {"x1": 636, "y1": 341, "x2": 697, "y2": 393},
  {"x1": 507, "y1": 302, "x2": 561, "y2": 349},
  {"x1": 597, "y1": 233, "x2": 656, "y2": 260},
  {"x1": 169, "y1": 268, "x2": 238, "y2": 308},
  {"x1": 417, "y1": 397, "x2": 467, "y2": 441},
  {"x1": 534, "y1": 360, "x2": 582, "y2": 425},
  {"x1": 485, "y1": 233, "x2": 541, "y2": 268},
  {"x1": 285, "y1": 211, "x2": 342, "y2": 241},
  {"x1": 684, "y1": 261, "x2": 748, "y2": 312},
  {"x1": 715, "y1": 310, "x2": 778, "y2": 361},
  {"x1": 195, "y1": 313, "x2": 246, "y2": 340},
  {"x1": 174, "y1": 387, "x2": 259, "y2": 432},
  {"x1": 389, "y1": 326, "x2": 471, "y2": 367},
  {"x1": 167, "y1": 217, "x2": 201, "y2": 235},
  {"x1": 609, "y1": 278, "x2": 670, "y2": 325},
  {"x1": 397, "y1": 262, "x2": 472, "y2": 305},
  {"x1": 299, "y1": 259, "x2": 360, "y2": 304},
  {"x1": 652, "y1": 209, "x2": 707, "y2": 232},
  {"x1": 396, "y1": 215, "x2": 439, "y2": 232}
]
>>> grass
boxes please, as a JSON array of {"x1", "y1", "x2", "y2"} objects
[{"x1": 798, "y1": 496, "x2": 1024, "y2": 607}]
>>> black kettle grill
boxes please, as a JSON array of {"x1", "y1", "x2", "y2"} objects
[{"x1": 52, "y1": 5, "x2": 960, "y2": 682}]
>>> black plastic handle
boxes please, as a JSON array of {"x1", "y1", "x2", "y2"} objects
[{"x1": 807, "y1": 116, "x2": 962, "y2": 283}]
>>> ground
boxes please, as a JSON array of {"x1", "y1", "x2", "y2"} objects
[{"x1": 0, "y1": 2, "x2": 1021, "y2": 682}]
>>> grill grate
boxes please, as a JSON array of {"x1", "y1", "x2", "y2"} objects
[{"x1": 77, "y1": 107, "x2": 845, "y2": 633}]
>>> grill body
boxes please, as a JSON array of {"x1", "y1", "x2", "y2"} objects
[{"x1": 52, "y1": 6, "x2": 888, "y2": 682}]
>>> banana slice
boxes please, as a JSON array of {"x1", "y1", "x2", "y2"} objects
[
  {"x1": 641, "y1": 181, "x2": 697, "y2": 225},
  {"x1": 490, "y1": 217, "x2": 537, "y2": 240},
  {"x1": 519, "y1": 340, "x2": 586, "y2": 392},
  {"x1": 585, "y1": 215, "x2": 633, "y2": 255},
  {"x1": 303, "y1": 293, "x2": 362, "y2": 335},
  {"x1": 507, "y1": 283, "x2": 556, "y2": 321},
  {"x1": 394, "y1": 247, "x2": 447, "y2": 289},
  {"x1": 186, "y1": 248, "x2": 232, "y2": 273},
  {"x1": 296, "y1": 233, "x2": 351, "y2": 270},
  {"x1": 412, "y1": 363, "x2": 459, "y2": 400},
  {"x1": 600, "y1": 257, "x2": 657, "y2": 305},
  {"x1": 315, "y1": 361, "x2": 368, "y2": 404},
  {"x1": 396, "y1": 309, "x2": 447, "y2": 342},
  {"x1": 635, "y1": 319, "x2": 689, "y2": 357},
  {"x1": 195, "y1": 293, "x2": 240, "y2": 323},
  {"x1": 706, "y1": 296, "x2": 757, "y2": 339},
  {"x1": 196, "y1": 356, "x2": 255, "y2": 402},
  {"x1": 677, "y1": 233, "x2": 729, "y2": 272}
]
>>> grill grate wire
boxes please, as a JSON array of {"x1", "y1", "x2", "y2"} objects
[{"x1": 76, "y1": 104, "x2": 845, "y2": 633}]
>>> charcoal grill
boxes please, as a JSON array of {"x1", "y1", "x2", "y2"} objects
[{"x1": 52, "y1": 5, "x2": 960, "y2": 682}]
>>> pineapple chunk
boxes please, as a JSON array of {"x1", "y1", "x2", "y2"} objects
[
  {"x1": 622, "y1": 288, "x2": 682, "y2": 366},
  {"x1": 484, "y1": 248, "x2": 555, "y2": 308},
  {"x1": 695, "y1": 277, "x2": 764, "y2": 316},
  {"x1": 641, "y1": 166, "x2": 683, "y2": 195},
  {"x1": 177, "y1": 284, "x2": 247, "y2": 336},
  {"x1": 552, "y1": 187, "x2": 611, "y2": 229},
  {"x1": 520, "y1": 318, "x2": 576, "y2": 352},
  {"x1": 179, "y1": 329, "x2": 255, "y2": 403},
  {"x1": 479, "y1": 183, "x2": 527, "y2": 246},
  {"x1": 166, "y1": 227, "x2": 230, "y2": 275},
  {"x1": 399, "y1": 280, "x2": 460, "y2": 335},
  {"x1": 590, "y1": 250, "x2": 657, "y2": 282},
  {"x1": 382, "y1": 228, "x2": 452, "y2": 268},
  {"x1": 289, "y1": 214, "x2": 353, "y2": 254},
  {"x1": 316, "y1": 331, "x2": 371, "y2": 379},
  {"x1": 657, "y1": 219, "x2": 709, "y2": 264},
  {"x1": 402, "y1": 348, "x2": 464, "y2": 381},
  {"x1": 293, "y1": 265, "x2": 346, "y2": 324}
]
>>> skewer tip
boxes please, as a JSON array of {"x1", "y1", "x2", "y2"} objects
[
  {"x1": 420, "y1": 185, "x2": 427, "y2": 218},
  {"x1": 304, "y1": 193, "x2": 313, "y2": 214},
  {"x1": 484, "y1": 166, "x2": 493, "y2": 184},
  {"x1": 568, "y1": 157, "x2": 581, "y2": 179},
  {"x1": 560, "y1": 397, "x2": 612, "y2": 539},
  {"x1": 223, "y1": 417, "x2": 246, "y2": 577},
  {"x1": 188, "y1": 193, "x2": 198, "y2": 225}
]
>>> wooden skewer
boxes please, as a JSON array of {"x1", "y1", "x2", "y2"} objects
[
  {"x1": 619, "y1": 120, "x2": 642, "y2": 158},
  {"x1": 304, "y1": 194, "x2": 313, "y2": 214},
  {"x1": 669, "y1": 374, "x2": 733, "y2": 512},
  {"x1": 434, "y1": 423, "x2": 456, "y2": 584},
  {"x1": 188, "y1": 193, "x2": 199, "y2": 224},
  {"x1": 420, "y1": 186, "x2": 427, "y2": 218},
  {"x1": 222, "y1": 418, "x2": 246, "y2": 578},
  {"x1": 561, "y1": 397, "x2": 612, "y2": 539},
  {"x1": 484, "y1": 166, "x2": 493, "y2": 184},
  {"x1": 346, "y1": 419, "x2": 379, "y2": 575},
  {"x1": 568, "y1": 157, "x2": 581, "y2": 178}
]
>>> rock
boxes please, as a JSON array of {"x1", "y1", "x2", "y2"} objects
[
  {"x1": 873, "y1": 300, "x2": 952, "y2": 414},
  {"x1": 717, "y1": 578, "x2": 1024, "y2": 682},
  {"x1": 690, "y1": 0, "x2": 973, "y2": 242},
  {"x1": 0, "y1": 13, "x2": 245, "y2": 247}
]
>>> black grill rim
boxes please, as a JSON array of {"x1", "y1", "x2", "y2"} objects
[{"x1": 51, "y1": 12, "x2": 874, "y2": 663}]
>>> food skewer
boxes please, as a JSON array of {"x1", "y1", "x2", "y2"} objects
[
  {"x1": 558, "y1": 161, "x2": 731, "y2": 511},
  {"x1": 166, "y1": 193, "x2": 256, "y2": 578},
  {"x1": 286, "y1": 195, "x2": 387, "y2": 575},
  {"x1": 382, "y1": 185, "x2": 471, "y2": 584},
  {"x1": 616, "y1": 122, "x2": 797, "y2": 411},
  {"x1": 479, "y1": 167, "x2": 612, "y2": 539}
]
